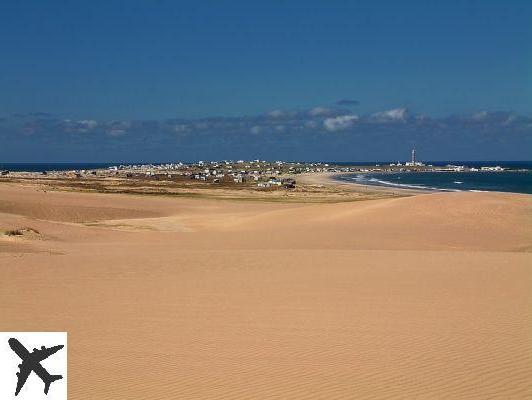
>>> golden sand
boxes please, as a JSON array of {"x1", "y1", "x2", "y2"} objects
[{"x1": 1, "y1": 182, "x2": 531, "y2": 399}]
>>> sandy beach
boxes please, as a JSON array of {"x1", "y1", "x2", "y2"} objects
[
  {"x1": 1, "y1": 180, "x2": 531, "y2": 399},
  {"x1": 297, "y1": 171, "x2": 424, "y2": 195}
]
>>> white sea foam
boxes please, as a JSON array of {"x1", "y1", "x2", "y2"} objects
[{"x1": 345, "y1": 175, "x2": 461, "y2": 192}]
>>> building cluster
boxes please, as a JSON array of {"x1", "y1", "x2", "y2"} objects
[
  {"x1": 18, "y1": 160, "x2": 310, "y2": 189},
  {"x1": 0, "y1": 151, "x2": 511, "y2": 187},
  {"x1": 105, "y1": 160, "x2": 310, "y2": 188}
]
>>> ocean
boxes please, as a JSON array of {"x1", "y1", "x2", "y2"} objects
[
  {"x1": 335, "y1": 162, "x2": 532, "y2": 194},
  {"x1": 0, "y1": 163, "x2": 117, "y2": 172}
]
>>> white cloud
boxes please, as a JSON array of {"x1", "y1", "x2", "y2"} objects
[
  {"x1": 323, "y1": 115, "x2": 359, "y2": 131},
  {"x1": 309, "y1": 106, "x2": 333, "y2": 116},
  {"x1": 268, "y1": 109, "x2": 285, "y2": 118},
  {"x1": 174, "y1": 124, "x2": 188, "y2": 133},
  {"x1": 78, "y1": 120, "x2": 98, "y2": 129},
  {"x1": 471, "y1": 111, "x2": 489, "y2": 121},
  {"x1": 371, "y1": 108, "x2": 409, "y2": 121}
]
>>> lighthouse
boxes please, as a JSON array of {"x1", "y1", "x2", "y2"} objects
[{"x1": 406, "y1": 148, "x2": 423, "y2": 166}]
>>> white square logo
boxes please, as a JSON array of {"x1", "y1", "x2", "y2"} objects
[{"x1": 0, "y1": 332, "x2": 67, "y2": 400}]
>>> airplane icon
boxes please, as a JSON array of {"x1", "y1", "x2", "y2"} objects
[{"x1": 8, "y1": 338, "x2": 64, "y2": 396}]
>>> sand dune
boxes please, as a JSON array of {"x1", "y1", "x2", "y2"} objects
[{"x1": 1, "y1": 183, "x2": 531, "y2": 399}]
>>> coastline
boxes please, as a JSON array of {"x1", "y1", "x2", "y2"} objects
[
  {"x1": 299, "y1": 170, "x2": 532, "y2": 196},
  {"x1": 2, "y1": 169, "x2": 530, "y2": 203},
  {"x1": 2, "y1": 160, "x2": 530, "y2": 199},
  {"x1": 0, "y1": 171, "x2": 408, "y2": 204},
  {"x1": 297, "y1": 171, "x2": 427, "y2": 195}
]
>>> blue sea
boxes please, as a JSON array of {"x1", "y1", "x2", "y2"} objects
[
  {"x1": 0, "y1": 163, "x2": 118, "y2": 172},
  {"x1": 335, "y1": 161, "x2": 532, "y2": 194}
]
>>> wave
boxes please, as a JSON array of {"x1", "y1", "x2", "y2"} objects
[
  {"x1": 342, "y1": 174, "x2": 461, "y2": 192},
  {"x1": 336, "y1": 171, "x2": 532, "y2": 195}
]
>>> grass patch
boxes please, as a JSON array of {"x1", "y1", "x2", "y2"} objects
[{"x1": 3, "y1": 227, "x2": 40, "y2": 236}]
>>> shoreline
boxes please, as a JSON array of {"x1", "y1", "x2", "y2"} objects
[
  {"x1": 300, "y1": 171, "x2": 532, "y2": 196},
  {"x1": 2, "y1": 170, "x2": 530, "y2": 201},
  {"x1": 0, "y1": 172, "x2": 408, "y2": 204},
  {"x1": 2, "y1": 160, "x2": 530, "y2": 198},
  {"x1": 297, "y1": 172, "x2": 432, "y2": 195}
]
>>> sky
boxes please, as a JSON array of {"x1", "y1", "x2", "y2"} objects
[{"x1": 0, "y1": 0, "x2": 531, "y2": 162}]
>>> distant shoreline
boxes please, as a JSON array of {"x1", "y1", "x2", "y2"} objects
[
  {"x1": 296, "y1": 172, "x2": 423, "y2": 195},
  {"x1": 1, "y1": 161, "x2": 531, "y2": 197},
  {"x1": 326, "y1": 170, "x2": 532, "y2": 195}
]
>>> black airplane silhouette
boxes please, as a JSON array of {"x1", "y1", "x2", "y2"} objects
[{"x1": 8, "y1": 338, "x2": 64, "y2": 396}]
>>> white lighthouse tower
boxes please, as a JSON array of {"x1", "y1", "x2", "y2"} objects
[{"x1": 406, "y1": 148, "x2": 423, "y2": 166}]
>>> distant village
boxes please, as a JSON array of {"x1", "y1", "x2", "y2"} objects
[{"x1": 0, "y1": 150, "x2": 515, "y2": 191}]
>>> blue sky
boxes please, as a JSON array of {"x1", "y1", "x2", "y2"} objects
[{"x1": 0, "y1": 1, "x2": 530, "y2": 161}]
